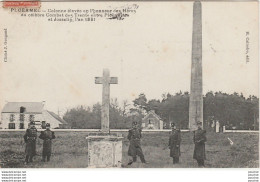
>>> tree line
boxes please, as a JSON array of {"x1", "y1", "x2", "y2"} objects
[{"x1": 63, "y1": 91, "x2": 259, "y2": 130}]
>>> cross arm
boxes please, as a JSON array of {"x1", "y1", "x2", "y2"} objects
[
  {"x1": 95, "y1": 77, "x2": 103, "y2": 84},
  {"x1": 109, "y1": 77, "x2": 118, "y2": 84}
]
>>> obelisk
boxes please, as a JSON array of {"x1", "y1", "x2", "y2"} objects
[{"x1": 189, "y1": 1, "x2": 203, "y2": 131}]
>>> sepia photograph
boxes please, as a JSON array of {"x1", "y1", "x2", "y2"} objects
[{"x1": 0, "y1": 0, "x2": 259, "y2": 169}]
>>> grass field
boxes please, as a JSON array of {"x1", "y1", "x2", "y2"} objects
[{"x1": 0, "y1": 131, "x2": 258, "y2": 168}]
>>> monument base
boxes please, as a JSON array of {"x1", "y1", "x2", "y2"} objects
[{"x1": 86, "y1": 133, "x2": 124, "y2": 168}]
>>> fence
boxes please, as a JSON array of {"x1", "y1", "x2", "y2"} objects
[
  {"x1": 0, "y1": 129, "x2": 190, "y2": 132},
  {"x1": 0, "y1": 129, "x2": 258, "y2": 133},
  {"x1": 223, "y1": 130, "x2": 259, "y2": 133}
]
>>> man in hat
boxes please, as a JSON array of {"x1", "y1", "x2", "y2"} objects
[
  {"x1": 127, "y1": 121, "x2": 148, "y2": 165},
  {"x1": 39, "y1": 123, "x2": 55, "y2": 162},
  {"x1": 168, "y1": 123, "x2": 181, "y2": 164},
  {"x1": 24, "y1": 121, "x2": 37, "y2": 164},
  {"x1": 193, "y1": 121, "x2": 207, "y2": 167}
]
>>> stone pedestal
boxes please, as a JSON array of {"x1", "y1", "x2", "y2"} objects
[{"x1": 86, "y1": 133, "x2": 123, "y2": 168}]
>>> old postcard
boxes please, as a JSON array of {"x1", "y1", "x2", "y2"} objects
[{"x1": 0, "y1": 0, "x2": 259, "y2": 172}]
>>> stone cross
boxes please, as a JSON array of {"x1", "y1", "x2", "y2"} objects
[
  {"x1": 189, "y1": 1, "x2": 203, "y2": 131},
  {"x1": 95, "y1": 69, "x2": 118, "y2": 133}
]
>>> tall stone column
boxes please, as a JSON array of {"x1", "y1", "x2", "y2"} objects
[{"x1": 189, "y1": 1, "x2": 203, "y2": 131}]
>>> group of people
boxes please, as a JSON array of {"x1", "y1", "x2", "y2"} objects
[
  {"x1": 23, "y1": 121, "x2": 56, "y2": 164},
  {"x1": 126, "y1": 121, "x2": 207, "y2": 167},
  {"x1": 23, "y1": 120, "x2": 206, "y2": 167}
]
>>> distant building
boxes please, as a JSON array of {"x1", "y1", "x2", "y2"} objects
[
  {"x1": 142, "y1": 110, "x2": 164, "y2": 130},
  {"x1": 0, "y1": 102, "x2": 68, "y2": 129}
]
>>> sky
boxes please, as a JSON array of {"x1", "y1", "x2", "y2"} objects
[{"x1": 0, "y1": 2, "x2": 258, "y2": 115}]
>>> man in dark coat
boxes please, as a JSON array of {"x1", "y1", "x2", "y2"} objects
[
  {"x1": 127, "y1": 121, "x2": 148, "y2": 165},
  {"x1": 169, "y1": 123, "x2": 181, "y2": 164},
  {"x1": 39, "y1": 123, "x2": 55, "y2": 162},
  {"x1": 24, "y1": 121, "x2": 37, "y2": 164},
  {"x1": 193, "y1": 121, "x2": 207, "y2": 167}
]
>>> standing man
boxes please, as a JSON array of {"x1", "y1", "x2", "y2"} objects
[
  {"x1": 168, "y1": 123, "x2": 181, "y2": 164},
  {"x1": 24, "y1": 121, "x2": 37, "y2": 164},
  {"x1": 127, "y1": 121, "x2": 148, "y2": 165},
  {"x1": 39, "y1": 123, "x2": 55, "y2": 162},
  {"x1": 193, "y1": 121, "x2": 207, "y2": 167}
]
